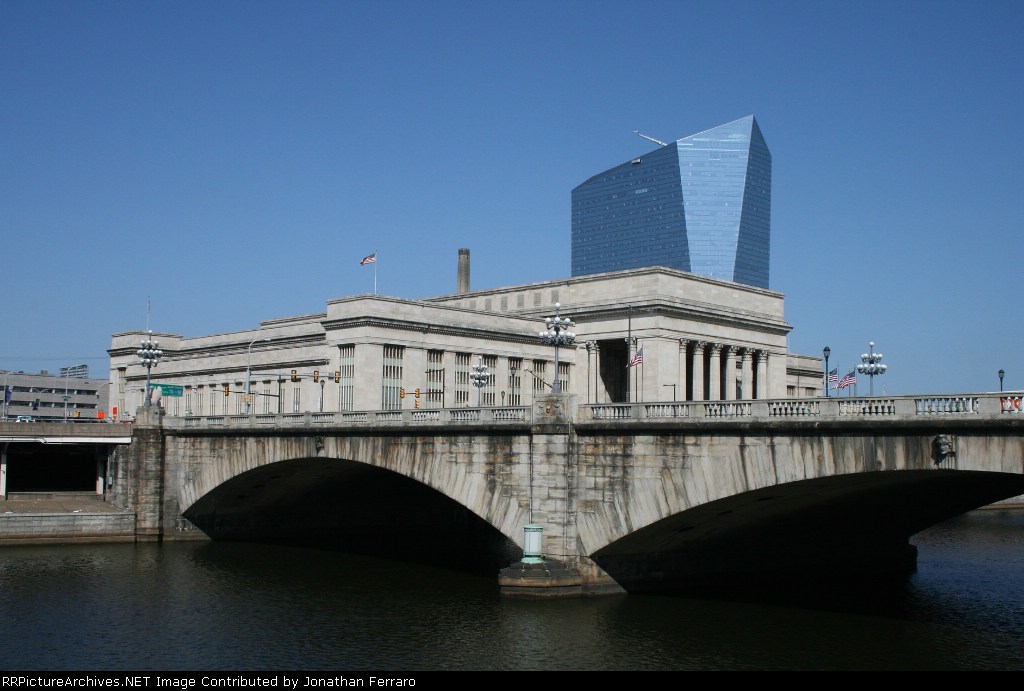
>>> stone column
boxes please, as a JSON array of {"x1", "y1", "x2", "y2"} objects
[
  {"x1": 678, "y1": 339, "x2": 689, "y2": 403},
  {"x1": 756, "y1": 351, "x2": 769, "y2": 400},
  {"x1": 708, "y1": 343, "x2": 722, "y2": 401},
  {"x1": 691, "y1": 341, "x2": 706, "y2": 401},
  {"x1": 741, "y1": 349, "x2": 753, "y2": 400},
  {"x1": 724, "y1": 345, "x2": 737, "y2": 401},
  {"x1": 585, "y1": 342, "x2": 599, "y2": 404}
]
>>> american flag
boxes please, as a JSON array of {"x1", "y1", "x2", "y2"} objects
[
  {"x1": 835, "y1": 371, "x2": 856, "y2": 389},
  {"x1": 628, "y1": 347, "x2": 643, "y2": 368},
  {"x1": 359, "y1": 253, "x2": 377, "y2": 265},
  {"x1": 827, "y1": 368, "x2": 838, "y2": 384}
]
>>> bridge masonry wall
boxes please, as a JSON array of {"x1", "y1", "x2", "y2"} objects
[{"x1": 110, "y1": 394, "x2": 1024, "y2": 594}]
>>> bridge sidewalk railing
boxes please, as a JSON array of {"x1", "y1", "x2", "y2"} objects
[
  {"x1": 156, "y1": 393, "x2": 1024, "y2": 429},
  {"x1": 581, "y1": 393, "x2": 1020, "y2": 422},
  {"x1": 163, "y1": 405, "x2": 535, "y2": 430}
]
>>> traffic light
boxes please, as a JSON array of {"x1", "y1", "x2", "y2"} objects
[
  {"x1": 415, "y1": 388, "x2": 421, "y2": 399},
  {"x1": 414, "y1": 399, "x2": 420, "y2": 408},
  {"x1": 313, "y1": 371, "x2": 319, "y2": 383},
  {"x1": 224, "y1": 384, "x2": 230, "y2": 396},
  {"x1": 334, "y1": 371, "x2": 340, "y2": 383},
  {"x1": 400, "y1": 387, "x2": 406, "y2": 398},
  {"x1": 290, "y1": 370, "x2": 298, "y2": 382}
]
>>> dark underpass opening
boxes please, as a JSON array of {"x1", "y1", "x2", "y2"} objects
[
  {"x1": 183, "y1": 458, "x2": 522, "y2": 578},
  {"x1": 3, "y1": 443, "x2": 100, "y2": 492}
]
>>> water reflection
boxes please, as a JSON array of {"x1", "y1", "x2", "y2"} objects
[{"x1": 0, "y1": 510, "x2": 1021, "y2": 671}]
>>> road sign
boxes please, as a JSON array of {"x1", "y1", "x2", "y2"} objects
[{"x1": 155, "y1": 384, "x2": 183, "y2": 397}]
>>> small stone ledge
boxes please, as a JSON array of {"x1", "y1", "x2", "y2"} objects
[{"x1": 498, "y1": 559, "x2": 583, "y2": 597}]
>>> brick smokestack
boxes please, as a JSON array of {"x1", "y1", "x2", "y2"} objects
[{"x1": 457, "y1": 248, "x2": 470, "y2": 294}]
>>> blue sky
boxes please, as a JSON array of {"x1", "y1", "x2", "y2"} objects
[{"x1": 2, "y1": 0, "x2": 1022, "y2": 396}]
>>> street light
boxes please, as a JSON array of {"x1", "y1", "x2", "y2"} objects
[
  {"x1": 823, "y1": 346, "x2": 831, "y2": 398},
  {"x1": 2, "y1": 370, "x2": 12, "y2": 421},
  {"x1": 63, "y1": 369, "x2": 70, "y2": 421},
  {"x1": 999, "y1": 369, "x2": 1005, "y2": 392},
  {"x1": 137, "y1": 331, "x2": 163, "y2": 407},
  {"x1": 538, "y1": 303, "x2": 576, "y2": 394},
  {"x1": 470, "y1": 358, "x2": 489, "y2": 406},
  {"x1": 856, "y1": 341, "x2": 886, "y2": 396},
  {"x1": 245, "y1": 337, "x2": 270, "y2": 414}
]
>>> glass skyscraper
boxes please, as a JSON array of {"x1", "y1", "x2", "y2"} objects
[{"x1": 571, "y1": 115, "x2": 771, "y2": 289}]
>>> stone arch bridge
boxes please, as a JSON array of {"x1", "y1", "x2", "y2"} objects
[{"x1": 109, "y1": 392, "x2": 1024, "y2": 596}]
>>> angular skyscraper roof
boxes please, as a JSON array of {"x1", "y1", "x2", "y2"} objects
[{"x1": 571, "y1": 115, "x2": 771, "y2": 288}]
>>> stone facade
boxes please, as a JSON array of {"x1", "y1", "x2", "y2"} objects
[{"x1": 109, "y1": 265, "x2": 804, "y2": 419}]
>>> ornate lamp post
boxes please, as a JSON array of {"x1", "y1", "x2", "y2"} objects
[
  {"x1": 856, "y1": 341, "x2": 886, "y2": 396},
  {"x1": 999, "y1": 369, "x2": 1005, "y2": 392},
  {"x1": 538, "y1": 303, "x2": 576, "y2": 394},
  {"x1": 823, "y1": 346, "x2": 831, "y2": 398},
  {"x1": 137, "y1": 331, "x2": 163, "y2": 407},
  {"x1": 470, "y1": 358, "x2": 489, "y2": 406}
]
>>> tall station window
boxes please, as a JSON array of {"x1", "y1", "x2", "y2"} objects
[
  {"x1": 533, "y1": 360, "x2": 548, "y2": 396},
  {"x1": 557, "y1": 361, "x2": 570, "y2": 393},
  {"x1": 382, "y1": 345, "x2": 404, "y2": 410},
  {"x1": 481, "y1": 355, "x2": 497, "y2": 406},
  {"x1": 426, "y1": 350, "x2": 445, "y2": 408},
  {"x1": 339, "y1": 345, "x2": 355, "y2": 411},
  {"x1": 454, "y1": 352, "x2": 471, "y2": 407},
  {"x1": 507, "y1": 357, "x2": 523, "y2": 406}
]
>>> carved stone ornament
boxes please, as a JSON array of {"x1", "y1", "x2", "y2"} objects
[{"x1": 932, "y1": 434, "x2": 956, "y2": 466}]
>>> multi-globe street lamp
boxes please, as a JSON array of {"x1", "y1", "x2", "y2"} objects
[
  {"x1": 856, "y1": 341, "x2": 886, "y2": 396},
  {"x1": 538, "y1": 303, "x2": 576, "y2": 394},
  {"x1": 137, "y1": 331, "x2": 163, "y2": 407},
  {"x1": 469, "y1": 358, "x2": 489, "y2": 406}
]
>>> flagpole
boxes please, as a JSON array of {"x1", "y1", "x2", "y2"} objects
[{"x1": 374, "y1": 249, "x2": 378, "y2": 295}]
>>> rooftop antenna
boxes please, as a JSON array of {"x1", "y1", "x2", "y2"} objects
[{"x1": 634, "y1": 130, "x2": 669, "y2": 146}]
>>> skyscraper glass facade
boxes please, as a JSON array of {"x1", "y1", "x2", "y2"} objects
[{"x1": 571, "y1": 115, "x2": 771, "y2": 289}]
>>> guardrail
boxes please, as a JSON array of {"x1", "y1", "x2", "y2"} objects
[
  {"x1": 157, "y1": 393, "x2": 1024, "y2": 431},
  {"x1": 583, "y1": 393, "x2": 1020, "y2": 422},
  {"x1": 167, "y1": 405, "x2": 535, "y2": 430}
]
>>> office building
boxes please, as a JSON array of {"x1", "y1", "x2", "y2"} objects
[
  {"x1": 1, "y1": 366, "x2": 110, "y2": 422},
  {"x1": 571, "y1": 115, "x2": 771, "y2": 288}
]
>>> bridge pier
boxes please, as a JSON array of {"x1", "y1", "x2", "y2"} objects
[
  {"x1": 497, "y1": 394, "x2": 626, "y2": 597},
  {"x1": 111, "y1": 405, "x2": 167, "y2": 542}
]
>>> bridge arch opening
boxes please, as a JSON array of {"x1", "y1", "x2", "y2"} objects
[
  {"x1": 591, "y1": 470, "x2": 1024, "y2": 600},
  {"x1": 182, "y1": 456, "x2": 522, "y2": 577}
]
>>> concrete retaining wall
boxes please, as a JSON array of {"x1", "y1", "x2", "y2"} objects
[{"x1": 0, "y1": 512, "x2": 136, "y2": 544}]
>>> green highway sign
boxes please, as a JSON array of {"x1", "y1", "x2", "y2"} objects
[{"x1": 155, "y1": 384, "x2": 183, "y2": 397}]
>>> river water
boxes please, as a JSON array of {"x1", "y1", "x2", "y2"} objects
[{"x1": 1, "y1": 509, "x2": 1021, "y2": 672}]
